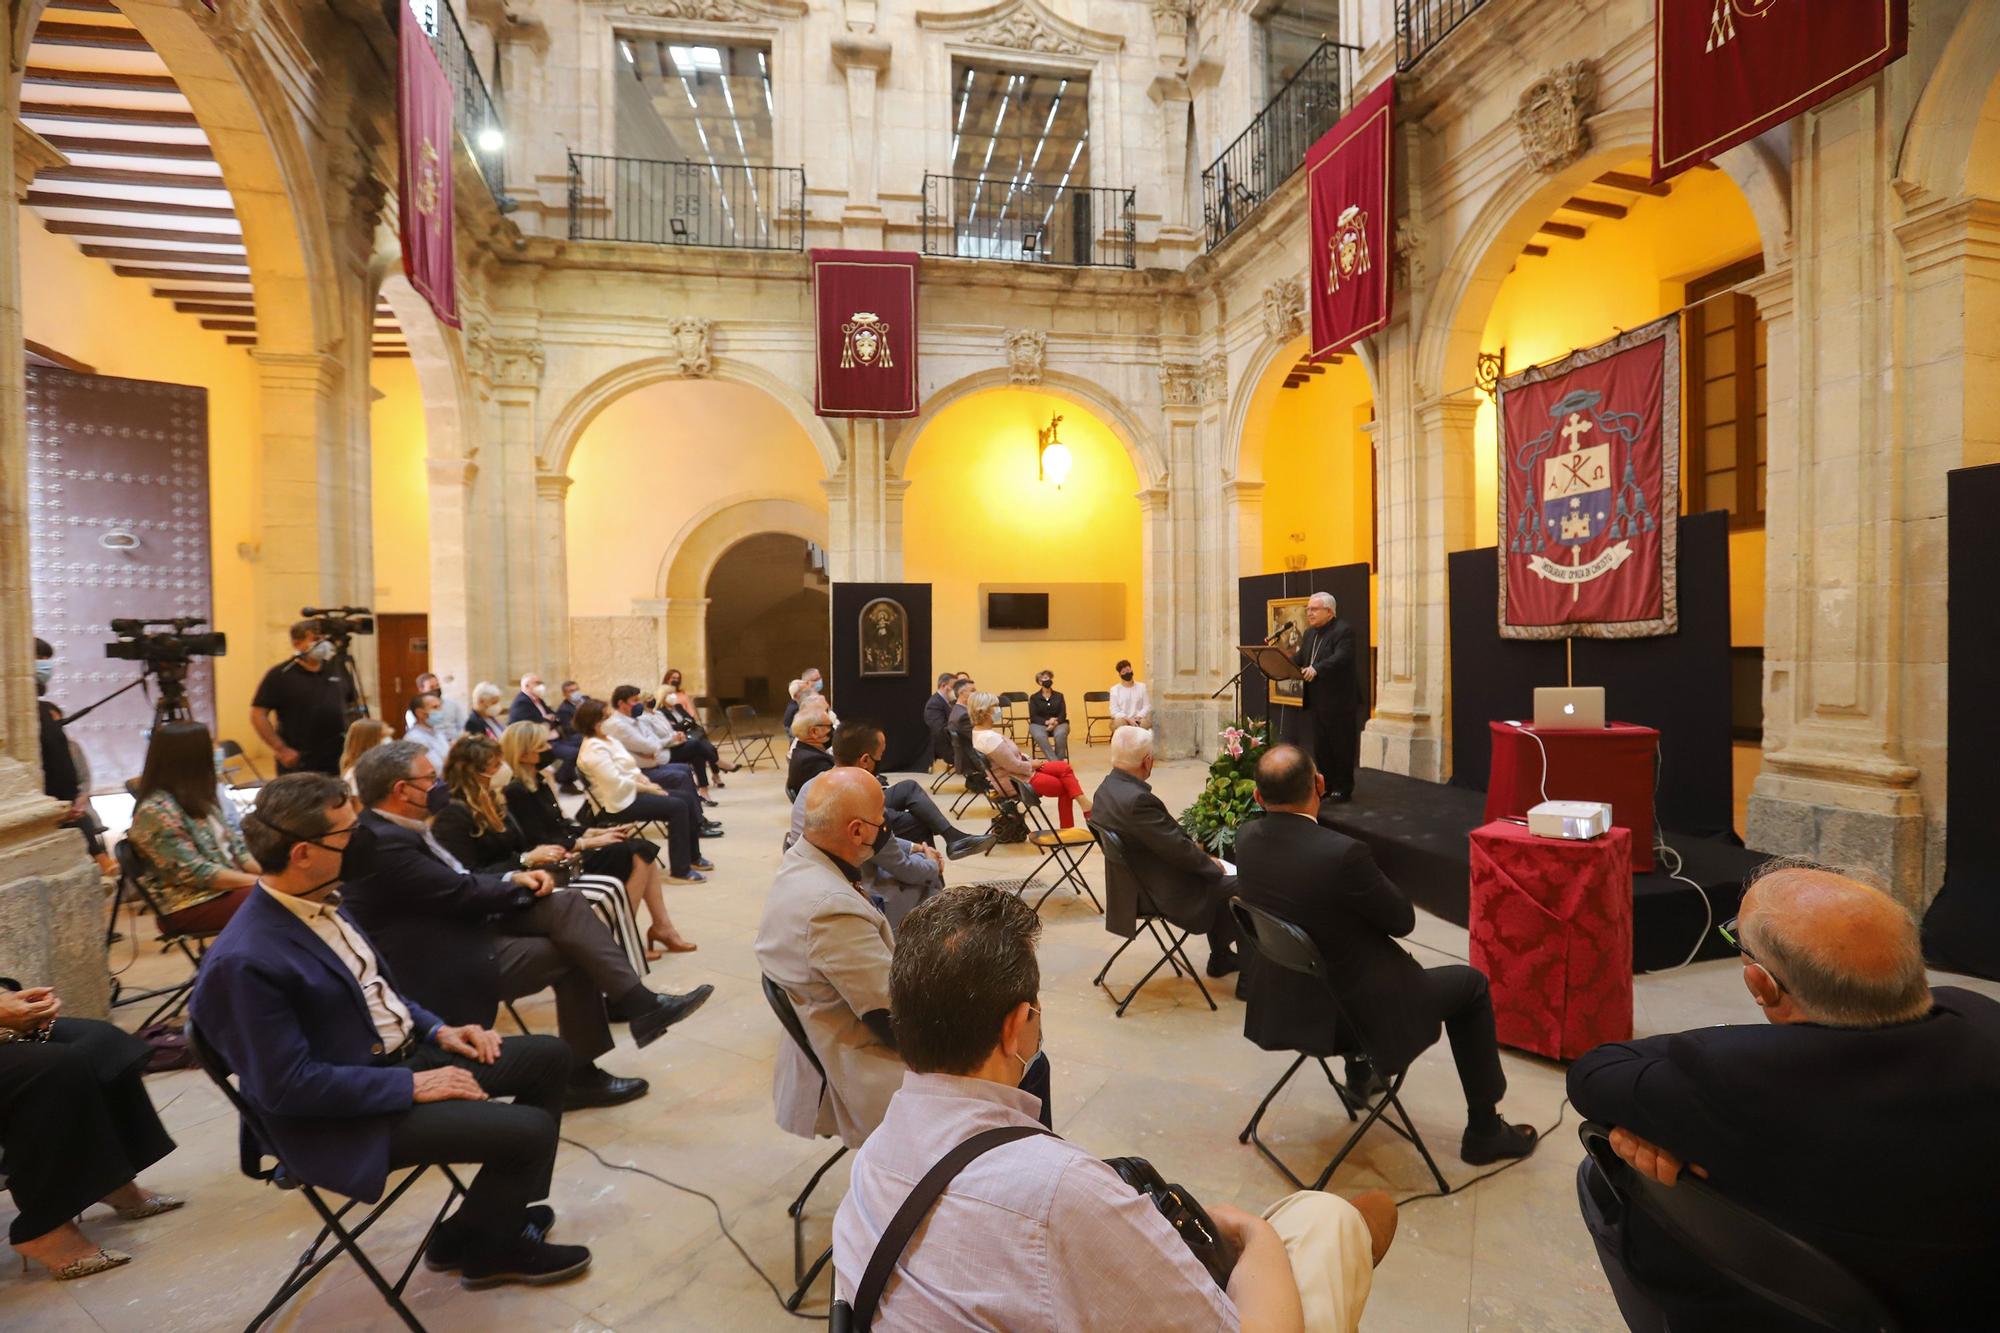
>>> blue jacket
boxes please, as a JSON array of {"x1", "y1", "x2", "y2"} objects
[{"x1": 190, "y1": 885, "x2": 442, "y2": 1202}]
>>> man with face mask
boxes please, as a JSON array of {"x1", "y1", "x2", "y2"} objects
[
  {"x1": 1027, "y1": 669, "x2": 1070, "y2": 761},
  {"x1": 1109, "y1": 659, "x2": 1151, "y2": 731},
  {"x1": 250, "y1": 619, "x2": 359, "y2": 776},
  {"x1": 404, "y1": 692, "x2": 453, "y2": 773},
  {"x1": 190, "y1": 773, "x2": 593, "y2": 1288}
]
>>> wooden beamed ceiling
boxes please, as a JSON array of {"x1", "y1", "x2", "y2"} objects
[
  {"x1": 1517, "y1": 164, "x2": 1677, "y2": 261},
  {"x1": 24, "y1": 0, "x2": 406, "y2": 358}
]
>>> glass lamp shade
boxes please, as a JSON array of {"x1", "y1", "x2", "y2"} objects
[{"x1": 1039, "y1": 440, "x2": 1073, "y2": 486}]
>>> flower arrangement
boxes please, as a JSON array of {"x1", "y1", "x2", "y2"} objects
[{"x1": 1178, "y1": 720, "x2": 1271, "y2": 857}]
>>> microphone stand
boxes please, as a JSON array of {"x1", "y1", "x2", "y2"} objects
[{"x1": 1210, "y1": 624, "x2": 1291, "y2": 730}]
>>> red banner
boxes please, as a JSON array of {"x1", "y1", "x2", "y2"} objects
[
  {"x1": 1496, "y1": 317, "x2": 1679, "y2": 640},
  {"x1": 812, "y1": 249, "x2": 920, "y2": 418},
  {"x1": 398, "y1": 1, "x2": 458, "y2": 329},
  {"x1": 1653, "y1": 0, "x2": 1907, "y2": 182},
  {"x1": 1307, "y1": 78, "x2": 1393, "y2": 359}
]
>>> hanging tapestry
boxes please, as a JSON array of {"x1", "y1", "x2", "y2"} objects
[{"x1": 812, "y1": 249, "x2": 920, "y2": 418}]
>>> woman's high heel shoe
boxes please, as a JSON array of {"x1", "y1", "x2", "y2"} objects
[{"x1": 112, "y1": 1193, "x2": 185, "y2": 1222}]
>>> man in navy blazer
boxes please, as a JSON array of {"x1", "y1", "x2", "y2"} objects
[{"x1": 190, "y1": 773, "x2": 592, "y2": 1287}]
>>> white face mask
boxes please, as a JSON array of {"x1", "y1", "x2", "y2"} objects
[
  {"x1": 535, "y1": 683, "x2": 553, "y2": 702},
  {"x1": 489, "y1": 763, "x2": 512, "y2": 791},
  {"x1": 305, "y1": 640, "x2": 336, "y2": 663}
]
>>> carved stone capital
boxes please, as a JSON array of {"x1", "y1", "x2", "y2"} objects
[
  {"x1": 667, "y1": 316, "x2": 713, "y2": 376},
  {"x1": 1200, "y1": 352, "x2": 1227, "y2": 405},
  {"x1": 1515, "y1": 60, "x2": 1597, "y2": 173},
  {"x1": 1261, "y1": 275, "x2": 1306, "y2": 342},
  {"x1": 832, "y1": 32, "x2": 892, "y2": 71},
  {"x1": 12, "y1": 120, "x2": 66, "y2": 201},
  {"x1": 466, "y1": 321, "x2": 545, "y2": 392},
  {"x1": 1394, "y1": 219, "x2": 1426, "y2": 292},
  {"x1": 1003, "y1": 328, "x2": 1047, "y2": 384},
  {"x1": 1158, "y1": 360, "x2": 1202, "y2": 409}
]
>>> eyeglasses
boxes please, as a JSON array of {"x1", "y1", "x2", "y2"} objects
[{"x1": 1718, "y1": 917, "x2": 1786, "y2": 993}]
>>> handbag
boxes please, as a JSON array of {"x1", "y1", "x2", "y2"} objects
[{"x1": 1103, "y1": 1156, "x2": 1240, "y2": 1290}]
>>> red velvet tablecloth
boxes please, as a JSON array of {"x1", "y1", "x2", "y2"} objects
[
  {"x1": 1468, "y1": 820, "x2": 1633, "y2": 1061},
  {"x1": 1484, "y1": 721, "x2": 1659, "y2": 871}
]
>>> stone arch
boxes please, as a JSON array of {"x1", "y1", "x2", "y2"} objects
[
  {"x1": 543, "y1": 356, "x2": 843, "y2": 479},
  {"x1": 886, "y1": 368, "x2": 1167, "y2": 490},
  {"x1": 1896, "y1": 1, "x2": 2000, "y2": 203},
  {"x1": 659, "y1": 495, "x2": 829, "y2": 600},
  {"x1": 1225, "y1": 331, "x2": 1383, "y2": 482}
]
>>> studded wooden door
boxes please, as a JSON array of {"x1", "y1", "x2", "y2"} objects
[{"x1": 26, "y1": 366, "x2": 215, "y2": 792}]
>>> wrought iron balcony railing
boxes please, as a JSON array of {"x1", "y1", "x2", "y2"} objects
[
  {"x1": 567, "y1": 153, "x2": 808, "y2": 251},
  {"x1": 921, "y1": 174, "x2": 1136, "y2": 269},
  {"x1": 409, "y1": 0, "x2": 507, "y2": 203},
  {"x1": 1397, "y1": 0, "x2": 1493, "y2": 71},
  {"x1": 1200, "y1": 40, "x2": 1359, "y2": 252}
]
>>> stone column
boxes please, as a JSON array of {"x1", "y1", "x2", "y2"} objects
[
  {"x1": 823, "y1": 420, "x2": 901, "y2": 582},
  {"x1": 426, "y1": 453, "x2": 477, "y2": 697},
  {"x1": 251, "y1": 349, "x2": 347, "y2": 640},
  {"x1": 831, "y1": 31, "x2": 891, "y2": 248},
  {"x1": 534, "y1": 470, "x2": 572, "y2": 680},
  {"x1": 661, "y1": 596, "x2": 711, "y2": 696},
  {"x1": 466, "y1": 330, "x2": 547, "y2": 682}
]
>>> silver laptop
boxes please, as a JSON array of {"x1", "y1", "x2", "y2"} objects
[{"x1": 1533, "y1": 686, "x2": 1605, "y2": 730}]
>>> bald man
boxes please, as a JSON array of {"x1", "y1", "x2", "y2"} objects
[{"x1": 1569, "y1": 863, "x2": 2000, "y2": 1331}]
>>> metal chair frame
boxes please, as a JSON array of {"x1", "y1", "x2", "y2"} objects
[
  {"x1": 107, "y1": 838, "x2": 217, "y2": 1027},
  {"x1": 1089, "y1": 823, "x2": 1215, "y2": 1017},
  {"x1": 947, "y1": 729, "x2": 995, "y2": 819},
  {"x1": 723, "y1": 705, "x2": 779, "y2": 772},
  {"x1": 761, "y1": 975, "x2": 847, "y2": 1311},
  {"x1": 1082, "y1": 690, "x2": 1115, "y2": 744},
  {"x1": 1010, "y1": 780, "x2": 1101, "y2": 912},
  {"x1": 1229, "y1": 898, "x2": 1450, "y2": 1196}
]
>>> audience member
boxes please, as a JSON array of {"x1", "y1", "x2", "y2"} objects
[
  {"x1": 343, "y1": 742, "x2": 712, "y2": 1110},
  {"x1": 1236, "y1": 745, "x2": 1537, "y2": 1164},
  {"x1": 250, "y1": 619, "x2": 356, "y2": 776},
  {"x1": 1569, "y1": 861, "x2": 2000, "y2": 1331},
  {"x1": 1089, "y1": 727, "x2": 1239, "y2": 977},
  {"x1": 1109, "y1": 658, "x2": 1151, "y2": 730},
  {"x1": 499, "y1": 722, "x2": 694, "y2": 958},
  {"x1": 971, "y1": 693, "x2": 1089, "y2": 828},
  {"x1": 947, "y1": 679, "x2": 976, "y2": 749},
  {"x1": 404, "y1": 691, "x2": 454, "y2": 773},
  {"x1": 127, "y1": 720, "x2": 261, "y2": 933},
  {"x1": 923, "y1": 671, "x2": 957, "y2": 769},
  {"x1": 189, "y1": 774, "x2": 591, "y2": 1289},
  {"x1": 603, "y1": 686, "x2": 713, "y2": 827},
  {"x1": 789, "y1": 722, "x2": 946, "y2": 929},
  {"x1": 508, "y1": 674, "x2": 559, "y2": 730},
  {"x1": 575, "y1": 699, "x2": 709, "y2": 881},
  {"x1": 339, "y1": 717, "x2": 393, "y2": 792},
  {"x1": 413, "y1": 671, "x2": 469, "y2": 738},
  {"x1": 464, "y1": 682, "x2": 507, "y2": 739},
  {"x1": 1027, "y1": 669, "x2": 1070, "y2": 761},
  {"x1": 660, "y1": 668, "x2": 735, "y2": 787},
  {"x1": 781, "y1": 666, "x2": 828, "y2": 733},
  {"x1": 34, "y1": 638, "x2": 113, "y2": 874},
  {"x1": 632, "y1": 693, "x2": 715, "y2": 800},
  {"x1": 833, "y1": 885, "x2": 1393, "y2": 1332},
  {"x1": 786, "y1": 711, "x2": 836, "y2": 800},
  {"x1": 2, "y1": 980, "x2": 181, "y2": 1281},
  {"x1": 554, "y1": 681, "x2": 586, "y2": 733}
]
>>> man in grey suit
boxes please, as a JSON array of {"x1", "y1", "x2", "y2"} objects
[{"x1": 1088, "y1": 726, "x2": 1241, "y2": 978}]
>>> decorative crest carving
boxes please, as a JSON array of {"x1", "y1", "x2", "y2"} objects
[
  {"x1": 624, "y1": 0, "x2": 756, "y2": 20},
  {"x1": 1261, "y1": 276, "x2": 1306, "y2": 342},
  {"x1": 1003, "y1": 328, "x2": 1047, "y2": 384},
  {"x1": 465, "y1": 320, "x2": 545, "y2": 394},
  {"x1": 1158, "y1": 361, "x2": 1202, "y2": 409},
  {"x1": 1151, "y1": 1, "x2": 1188, "y2": 40},
  {"x1": 668, "y1": 316, "x2": 712, "y2": 376},
  {"x1": 1514, "y1": 61, "x2": 1597, "y2": 173},
  {"x1": 916, "y1": 0, "x2": 1123, "y2": 55},
  {"x1": 972, "y1": 8, "x2": 1079, "y2": 53}
]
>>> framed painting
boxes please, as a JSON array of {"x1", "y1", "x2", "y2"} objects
[
  {"x1": 859, "y1": 596, "x2": 910, "y2": 677},
  {"x1": 1266, "y1": 596, "x2": 1309, "y2": 708}
]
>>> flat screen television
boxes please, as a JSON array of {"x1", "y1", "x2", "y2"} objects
[{"x1": 987, "y1": 592, "x2": 1049, "y2": 630}]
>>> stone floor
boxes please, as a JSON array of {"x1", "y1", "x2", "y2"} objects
[{"x1": 7, "y1": 753, "x2": 1991, "y2": 1331}]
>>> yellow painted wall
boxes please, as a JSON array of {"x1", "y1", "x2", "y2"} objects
[
  {"x1": 368, "y1": 358, "x2": 431, "y2": 614},
  {"x1": 566, "y1": 378, "x2": 828, "y2": 615},
  {"x1": 1471, "y1": 166, "x2": 1768, "y2": 646},
  {"x1": 902, "y1": 388, "x2": 1143, "y2": 694},
  {"x1": 17, "y1": 207, "x2": 266, "y2": 756},
  {"x1": 1259, "y1": 360, "x2": 1374, "y2": 576}
]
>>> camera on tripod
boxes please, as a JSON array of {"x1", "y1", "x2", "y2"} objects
[
  {"x1": 301, "y1": 607, "x2": 375, "y2": 642},
  {"x1": 104, "y1": 617, "x2": 228, "y2": 665}
]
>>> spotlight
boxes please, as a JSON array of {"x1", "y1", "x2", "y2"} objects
[
  {"x1": 477, "y1": 125, "x2": 504, "y2": 153},
  {"x1": 1037, "y1": 415, "x2": 1072, "y2": 487}
]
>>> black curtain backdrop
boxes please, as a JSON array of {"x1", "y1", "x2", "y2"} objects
[
  {"x1": 1448, "y1": 510, "x2": 1735, "y2": 839},
  {"x1": 1235, "y1": 564, "x2": 1372, "y2": 746},
  {"x1": 1922, "y1": 464, "x2": 2000, "y2": 979},
  {"x1": 830, "y1": 582, "x2": 933, "y2": 773}
]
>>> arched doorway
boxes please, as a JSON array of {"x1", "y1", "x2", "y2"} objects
[{"x1": 704, "y1": 535, "x2": 830, "y2": 717}]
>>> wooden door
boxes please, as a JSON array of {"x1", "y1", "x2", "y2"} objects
[
  {"x1": 26, "y1": 366, "x2": 213, "y2": 791},
  {"x1": 375, "y1": 613, "x2": 429, "y2": 735}
]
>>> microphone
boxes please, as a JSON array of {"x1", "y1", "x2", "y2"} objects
[{"x1": 1264, "y1": 621, "x2": 1294, "y2": 644}]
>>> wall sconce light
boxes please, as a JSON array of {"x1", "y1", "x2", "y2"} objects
[
  {"x1": 1475, "y1": 347, "x2": 1506, "y2": 400},
  {"x1": 477, "y1": 124, "x2": 505, "y2": 153},
  {"x1": 1038, "y1": 414, "x2": 1072, "y2": 487}
]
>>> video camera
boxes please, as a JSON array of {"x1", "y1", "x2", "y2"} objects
[
  {"x1": 104, "y1": 617, "x2": 228, "y2": 665},
  {"x1": 301, "y1": 606, "x2": 375, "y2": 640}
]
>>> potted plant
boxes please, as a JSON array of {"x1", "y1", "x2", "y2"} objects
[{"x1": 1178, "y1": 721, "x2": 1270, "y2": 858}]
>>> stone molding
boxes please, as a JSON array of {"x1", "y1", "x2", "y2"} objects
[
  {"x1": 916, "y1": 0, "x2": 1124, "y2": 56},
  {"x1": 466, "y1": 321, "x2": 546, "y2": 391},
  {"x1": 11, "y1": 121, "x2": 66, "y2": 201},
  {"x1": 1514, "y1": 60, "x2": 1596, "y2": 173},
  {"x1": 534, "y1": 471, "x2": 573, "y2": 499},
  {"x1": 619, "y1": 0, "x2": 808, "y2": 22},
  {"x1": 1003, "y1": 327, "x2": 1047, "y2": 383},
  {"x1": 1200, "y1": 352, "x2": 1227, "y2": 405},
  {"x1": 1261, "y1": 275, "x2": 1305, "y2": 342}
]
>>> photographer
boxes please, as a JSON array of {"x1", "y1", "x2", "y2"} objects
[{"x1": 249, "y1": 620, "x2": 356, "y2": 776}]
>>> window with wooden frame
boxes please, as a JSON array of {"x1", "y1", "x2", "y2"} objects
[{"x1": 1684, "y1": 256, "x2": 1767, "y2": 528}]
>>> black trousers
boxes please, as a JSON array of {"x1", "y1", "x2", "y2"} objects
[
  {"x1": 1, "y1": 1018, "x2": 175, "y2": 1244},
  {"x1": 549, "y1": 736, "x2": 582, "y2": 788},
  {"x1": 493, "y1": 891, "x2": 647, "y2": 1068},
  {"x1": 670, "y1": 735, "x2": 722, "y2": 787},
  {"x1": 386, "y1": 1033, "x2": 570, "y2": 1251},
  {"x1": 1302, "y1": 698, "x2": 1359, "y2": 797},
  {"x1": 883, "y1": 780, "x2": 963, "y2": 846},
  {"x1": 611, "y1": 788, "x2": 698, "y2": 875},
  {"x1": 1416, "y1": 964, "x2": 1507, "y2": 1113}
]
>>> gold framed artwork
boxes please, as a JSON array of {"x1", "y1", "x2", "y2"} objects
[
  {"x1": 1266, "y1": 596, "x2": 1309, "y2": 708},
  {"x1": 859, "y1": 597, "x2": 910, "y2": 677}
]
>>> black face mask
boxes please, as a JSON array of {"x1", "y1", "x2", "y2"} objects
[
  {"x1": 412, "y1": 778, "x2": 450, "y2": 816},
  {"x1": 337, "y1": 824, "x2": 376, "y2": 884},
  {"x1": 1119, "y1": 671, "x2": 1134, "y2": 682}
]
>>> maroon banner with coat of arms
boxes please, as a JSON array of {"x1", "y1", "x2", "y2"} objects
[
  {"x1": 398, "y1": 0, "x2": 458, "y2": 329},
  {"x1": 1496, "y1": 316, "x2": 1680, "y2": 640},
  {"x1": 1653, "y1": 0, "x2": 1907, "y2": 182},
  {"x1": 1307, "y1": 78, "x2": 1393, "y2": 359},
  {"x1": 812, "y1": 249, "x2": 920, "y2": 418}
]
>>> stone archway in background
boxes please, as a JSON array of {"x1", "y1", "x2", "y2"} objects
[
  {"x1": 700, "y1": 533, "x2": 832, "y2": 719},
  {"x1": 657, "y1": 495, "x2": 829, "y2": 708}
]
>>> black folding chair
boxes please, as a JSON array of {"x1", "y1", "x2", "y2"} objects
[
  {"x1": 947, "y1": 729, "x2": 994, "y2": 818},
  {"x1": 187, "y1": 1022, "x2": 466, "y2": 1332},
  {"x1": 761, "y1": 975, "x2": 848, "y2": 1312},
  {"x1": 724, "y1": 705, "x2": 779, "y2": 772},
  {"x1": 1082, "y1": 690, "x2": 1115, "y2": 744},
  {"x1": 1011, "y1": 781, "x2": 1100, "y2": 912},
  {"x1": 217, "y1": 740, "x2": 267, "y2": 815},
  {"x1": 1229, "y1": 897, "x2": 1449, "y2": 1196},
  {"x1": 1090, "y1": 823, "x2": 1215, "y2": 1016},
  {"x1": 107, "y1": 838, "x2": 218, "y2": 1027},
  {"x1": 997, "y1": 691, "x2": 1031, "y2": 748},
  {"x1": 1576, "y1": 1122, "x2": 1902, "y2": 1332}
]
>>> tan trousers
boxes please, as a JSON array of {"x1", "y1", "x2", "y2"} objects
[{"x1": 1264, "y1": 1191, "x2": 1375, "y2": 1333}]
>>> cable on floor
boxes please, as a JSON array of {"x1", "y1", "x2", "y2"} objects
[
  {"x1": 1391, "y1": 1098, "x2": 1572, "y2": 1208},
  {"x1": 561, "y1": 1135, "x2": 825, "y2": 1321}
]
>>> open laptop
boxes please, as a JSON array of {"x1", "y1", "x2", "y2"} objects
[{"x1": 1533, "y1": 686, "x2": 1605, "y2": 730}]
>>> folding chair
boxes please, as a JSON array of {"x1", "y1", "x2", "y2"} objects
[
  {"x1": 723, "y1": 705, "x2": 779, "y2": 772},
  {"x1": 187, "y1": 1022, "x2": 467, "y2": 1332},
  {"x1": 1576, "y1": 1121, "x2": 1903, "y2": 1333},
  {"x1": 1229, "y1": 897, "x2": 1449, "y2": 1196},
  {"x1": 217, "y1": 738, "x2": 268, "y2": 791},
  {"x1": 1082, "y1": 690, "x2": 1115, "y2": 744},
  {"x1": 947, "y1": 729, "x2": 994, "y2": 819},
  {"x1": 575, "y1": 767, "x2": 671, "y2": 845},
  {"x1": 761, "y1": 975, "x2": 848, "y2": 1311},
  {"x1": 107, "y1": 839, "x2": 219, "y2": 1028},
  {"x1": 1089, "y1": 823, "x2": 1215, "y2": 1017},
  {"x1": 997, "y1": 691, "x2": 1031, "y2": 748},
  {"x1": 1011, "y1": 781, "x2": 1100, "y2": 913}
]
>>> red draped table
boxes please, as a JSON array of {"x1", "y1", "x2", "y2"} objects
[
  {"x1": 1468, "y1": 820, "x2": 1633, "y2": 1061},
  {"x1": 1484, "y1": 721, "x2": 1659, "y2": 871}
]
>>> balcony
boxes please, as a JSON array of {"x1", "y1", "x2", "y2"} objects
[
  {"x1": 921, "y1": 174, "x2": 1136, "y2": 269},
  {"x1": 1397, "y1": 0, "x2": 1493, "y2": 71},
  {"x1": 409, "y1": 0, "x2": 507, "y2": 203},
  {"x1": 566, "y1": 153, "x2": 808, "y2": 251},
  {"x1": 1200, "y1": 40, "x2": 1359, "y2": 252}
]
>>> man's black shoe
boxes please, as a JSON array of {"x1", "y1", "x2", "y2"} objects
[
  {"x1": 700, "y1": 821, "x2": 725, "y2": 837},
  {"x1": 1460, "y1": 1118, "x2": 1539, "y2": 1165},
  {"x1": 1343, "y1": 1060, "x2": 1388, "y2": 1104},
  {"x1": 563, "y1": 1067, "x2": 649, "y2": 1110},
  {"x1": 1205, "y1": 950, "x2": 1241, "y2": 979},
  {"x1": 459, "y1": 1236, "x2": 592, "y2": 1290},
  {"x1": 628, "y1": 984, "x2": 715, "y2": 1048},
  {"x1": 426, "y1": 1207, "x2": 555, "y2": 1272},
  {"x1": 945, "y1": 832, "x2": 998, "y2": 860}
]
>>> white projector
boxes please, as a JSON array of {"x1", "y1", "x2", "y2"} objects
[{"x1": 1526, "y1": 799, "x2": 1613, "y2": 841}]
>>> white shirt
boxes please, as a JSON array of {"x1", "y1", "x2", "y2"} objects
[
  {"x1": 404, "y1": 719, "x2": 452, "y2": 775},
  {"x1": 637, "y1": 709, "x2": 685, "y2": 749},
  {"x1": 602, "y1": 710, "x2": 661, "y2": 764},
  {"x1": 1110, "y1": 680, "x2": 1151, "y2": 723},
  {"x1": 262, "y1": 884, "x2": 419, "y2": 1051},
  {"x1": 578, "y1": 735, "x2": 645, "y2": 813}
]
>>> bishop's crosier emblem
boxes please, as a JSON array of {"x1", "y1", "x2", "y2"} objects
[
  {"x1": 840, "y1": 312, "x2": 894, "y2": 370},
  {"x1": 1326, "y1": 204, "x2": 1371, "y2": 294}
]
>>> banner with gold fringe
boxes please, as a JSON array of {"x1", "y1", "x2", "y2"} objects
[
  {"x1": 1307, "y1": 78, "x2": 1393, "y2": 360},
  {"x1": 812, "y1": 249, "x2": 920, "y2": 418},
  {"x1": 398, "y1": 0, "x2": 458, "y2": 329}
]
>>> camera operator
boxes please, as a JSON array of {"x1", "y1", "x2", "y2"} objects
[
  {"x1": 249, "y1": 620, "x2": 356, "y2": 776},
  {"x1": 34, "y1": 638, "x2": 114, "y2": 874}
]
